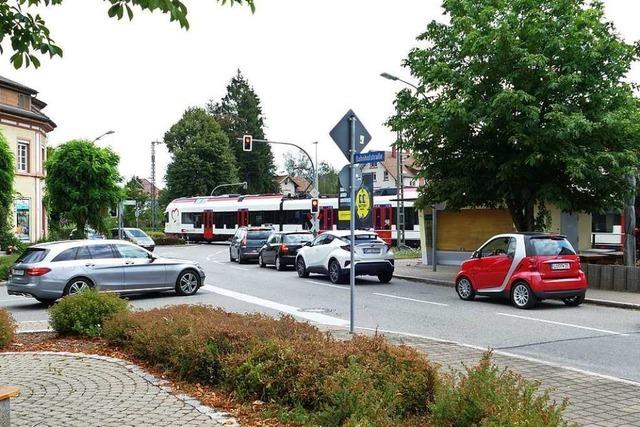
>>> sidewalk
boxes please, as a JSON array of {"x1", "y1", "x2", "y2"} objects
[
  {"x1": 0, "y1": 352, "x2": 238, "y2": 427},
  {"x1": 393, "y1": 259, "x2": 640, "y2": 310}
]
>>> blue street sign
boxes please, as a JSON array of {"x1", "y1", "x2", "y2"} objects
[{"x1": 354, "y1": 151, "x2": 385, "y2": 164}]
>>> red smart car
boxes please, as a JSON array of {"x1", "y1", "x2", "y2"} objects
[{"x1": 455, "y1": 233, "x2": 587, "y2": 309}]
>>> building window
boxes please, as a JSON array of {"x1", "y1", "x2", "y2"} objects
[
  {"x1": 383, "y1": 171, "x2": 390, "y2": 181},
  {"x1": 17, "y1": 141, "x2": 29, "y2": 172},
  {"x1": 372, "y1": 173, "x2": 377, "y2": 182},
  {"x1": 18, "y1": 93, "x2": 30, "y2": 110},
  {"x1": 370, "y1": 162, "x2": 377, "y2": 168}
]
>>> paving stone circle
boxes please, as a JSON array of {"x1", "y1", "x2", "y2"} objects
[{"x1": 0, "y1": 352, "x2": 239, "y2": 427}]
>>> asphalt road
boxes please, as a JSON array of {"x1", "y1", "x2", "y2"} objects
[{"x1": 3, "y1": 243, "x2": 640, "y2": 383}]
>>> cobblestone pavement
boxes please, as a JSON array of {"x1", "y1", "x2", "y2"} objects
[
  {"x1": 0, "y1": 352, "x2": 239, "y2": 427},
  {"x1": 330, "y1": 327, "x2": 640, "y2": 427}
]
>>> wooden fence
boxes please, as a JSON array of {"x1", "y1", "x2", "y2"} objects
[{"x1": 582, "y1": 263, "x2": 640, "y2": 292}]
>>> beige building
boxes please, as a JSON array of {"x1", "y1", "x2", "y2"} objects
[{"x1": 0, "y1": 76, "x2": 56, "y2": 243}]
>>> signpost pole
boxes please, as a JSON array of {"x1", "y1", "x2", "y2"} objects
[{"x1": 349, "y1": 115, "x2": 356, "y2": 334}]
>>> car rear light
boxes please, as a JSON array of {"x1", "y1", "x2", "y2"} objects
[
  {"x1": 241, "y1": 237, "x2": 247, "y2": 246},
  {"x1": 341, "y1": 245, "x2": 350, "y2": 252},
  {"x1": 26, "y1": 267, "x2": 51, "y2": 277},
  {"x1": 280, "y1": 244, "x2": 289, "y2": 254}
]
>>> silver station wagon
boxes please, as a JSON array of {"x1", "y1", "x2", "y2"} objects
[{"x1": 7, "y1": 240, "x2": 205, "y2": 304}]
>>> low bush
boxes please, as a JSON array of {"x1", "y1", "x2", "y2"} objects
[
  {"x1": 104, "y1": 306, "x2": 437, "y2": 425},
  {"x1": 430, "y1": 353, "x2": 570, "y2": 427},
  {"x1": 0, "y1": 254, "x2": 19, "y2": 281},
  {"x1": 103, "y1": 306, "x2": 570, "y2": 426},
  {"x1": 144, "y1": 231, "x2": 185, "y2": 246},
  {"x1": 0, "y1": 308, "x2": 16, "y2": 348},
  {"x1": 49, "y1": 289, "x2": 129, "y2": 337}
]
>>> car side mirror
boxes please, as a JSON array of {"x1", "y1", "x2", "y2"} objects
[
  {"x1": 305, "y1": 241, "x2": 312, "y2": 247},
  {"x1": 473, "y1": 250, "x2": 481, "y2": 259},
  {"x1": 148, "y1": 253, "x2": 156, "y2": 261}
]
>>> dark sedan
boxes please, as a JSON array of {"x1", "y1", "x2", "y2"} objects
[{"x1": 258, "y1": 232, "x2": 314, "y2": 271}]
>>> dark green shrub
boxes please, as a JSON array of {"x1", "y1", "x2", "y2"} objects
[
  {"x1": 0, "y1": 254, "x2": 19, "y2": 281},
  {"x1": 0, "y1": 308, "x2": 15, "y2": 348},
  {"x1": 49, "y1": 289, "x2": 129, "y2": 337},
  {"x1": 430, "y1": 353, "x2": 570, "y2": 427}
]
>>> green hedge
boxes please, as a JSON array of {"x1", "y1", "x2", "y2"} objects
[
  {"x1": 49, "y1": 289, "x2": 129, "y2": 337},
  {"x1": 0, "y1": 254, "x2": 19, "y2": 281},
  {"x1": 103, "y1": 306, "x2": 570, "y2": 426}
]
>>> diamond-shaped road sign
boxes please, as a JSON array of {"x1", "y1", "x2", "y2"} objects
[
  {"x1": 309, "y1": 188, "x2": 319, "y2": 198},
  {"x1": 329, "y1": 109, "x2": 372, "y2": 161}
]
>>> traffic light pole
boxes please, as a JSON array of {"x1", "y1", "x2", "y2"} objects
[{"x1": 237, "y1": 137, "x2": 320, "y2": 236}]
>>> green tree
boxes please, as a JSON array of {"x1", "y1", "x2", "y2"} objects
[
  {"x1": 45, "y1": 140, "x2": 122, "y2": 237},
  {"x1": 0, "y1": 132, "x2": 15, "y2": 248},
  {"x1": 318, "y1": 161, "x2": 339, "y2": 195},
  {"x1": 390, "y1": 0, "x2": 640, "y2": 231},
  {"x1": 123, "y1": 176, "x2": 150, "y2": 228},
  {"x1": 164, "y1": 107, "x2": 238, "y2": 201},
  {"x1": 283, "y1": 152, "x2": 313, "y2": 182},
  {"x1": 208, "y1": 70, "x2": 277, "y2": 194},
  {"x1": 0, "y1": 0, "x2": 254, "y2": 69}
]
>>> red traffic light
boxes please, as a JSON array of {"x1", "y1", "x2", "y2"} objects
[
  {"x1": 311, "y1": 198, "x2": 319, "y2": 213},
  {"x1": 243, "y1": 135, "x2": 253, "y2": 152}
]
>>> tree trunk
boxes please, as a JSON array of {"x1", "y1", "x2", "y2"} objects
[{"x1": 507, "y1": 199, "x2": 535, "y2": 232}]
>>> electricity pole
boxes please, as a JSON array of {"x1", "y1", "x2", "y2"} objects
[{"x1": 151, "y1": 140, "x2": 163, "y2": 230}]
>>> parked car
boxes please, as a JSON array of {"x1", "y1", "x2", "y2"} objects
[
  {"x1": 6, "y1": 240, "x2": 205, "y2": 304},
  {"x1": 110, "y1": 228, "x2": 155, "y2": 252},
  {"x1": 258, "y1": 231, "x2": 314, "y2": 271},
  {"x1": 69, "y1": 227, "x2": 105, "y2": 240},
  {"x1": 455, "y1": 233, "x2": 587, "y2": 309},
  {"x1": 295, "y1": 230, "x2": 394, "y2": 284},
  {"x1": 229, "y1": 226, "x2": 274, "y2": 263}
]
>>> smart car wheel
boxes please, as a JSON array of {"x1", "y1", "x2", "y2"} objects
[
  {"x1": 176, "y1": 270, "x2": 201, "y2": 296},
  {"x1": 275, "y1": 255, "x2": 285, "y2": 271},
  {"x1": 64, "y1": 278, "x2": 93, "y2": 296},
  {"x1": 456, "y1": 277, "x2": 475, "y2": 301},
  {"x1": 562, "y1": 294, "x2": 585, "y2": 307},
  {"x1": 329, "y1": 260, "x2": 345, "y2": 284},
  {"x1": 258, "y1": 253, "x2": 266, "y2": 268},
  {"x1": 229, "y1": 250, "x2": 235, "y2": 262},
  {"x1": 296, "y1": 257, "x2": 309, "y2": 278},
  {"x1": 511, "y1": 281, "x2": 537, "y2": 309}
]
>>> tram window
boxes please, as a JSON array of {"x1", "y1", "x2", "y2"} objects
[
  {"x1": 181, "y1": 212, "x2": 203, "y2": 227},
  {"x1": 215, "y1": 212, "x2": 235, "y2": 228}
]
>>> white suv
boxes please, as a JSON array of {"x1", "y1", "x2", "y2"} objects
[{"x1": 295, "y1": 230, "x2": 394, "y2": 284}]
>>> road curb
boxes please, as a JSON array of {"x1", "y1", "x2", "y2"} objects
[{"x1": 393, "y1": 273, "x2": 640, "y2": 310}]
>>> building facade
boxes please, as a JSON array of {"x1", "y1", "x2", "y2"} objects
[
  {"x1": 361, "y1": 149, "x2": 418, "y2": 190},
  {"x1": 0, "y1": 76, "x2": 56, "y2": 243}
]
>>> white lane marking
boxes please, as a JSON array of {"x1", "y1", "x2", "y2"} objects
[
  {"x1": 0, "y1": 298, "x2": 29, "y2": 303},
  {"x1": 373, "y1": 293, "x2": 449, "y2": 307},
  {"x1": 202, "y1": 284, "x2": 348, "y2": 327},
  {"x1": 496, "y1": 312, "x2": 627, "y2": 336},
  {"x1": 306, "y1": 280, "x2": 348, "y2": 290},
  {"x1": 356, "y1": 326, "x2": 640, "y2": 387},
  {"x1": 210, "y1": 260, "x2": 248, "y2": 271}
]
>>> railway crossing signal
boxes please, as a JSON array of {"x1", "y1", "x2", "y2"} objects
[
  {"x1": 242, "y1": 135, "x2": 252, "y2": 152},
  {"x1": 311, "y1": 198, "x2": 319, "y2": 214}
]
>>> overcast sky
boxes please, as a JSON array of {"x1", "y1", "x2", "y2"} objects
[{"x1": 2, "y1": 0, "x2": 639, "y2": 188}]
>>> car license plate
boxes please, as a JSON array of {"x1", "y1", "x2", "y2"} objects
[
  {"x1": 363, "y1": 248, "x2": 380, "y2": 254},
  {"x1": 11, "y1": 269, "x2": 24, "y2": 276},
  {"x1": 551, "y1": 262, "x2": 570, "y2": 270}
]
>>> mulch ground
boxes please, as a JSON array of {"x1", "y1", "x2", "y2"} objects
[{"x1": 5, "y1": 332, "x2": 290, "y2": 427}]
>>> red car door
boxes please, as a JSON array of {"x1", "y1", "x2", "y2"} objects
[{"x1": 473, "y1": 237, "x2": 515, "y2": 289}]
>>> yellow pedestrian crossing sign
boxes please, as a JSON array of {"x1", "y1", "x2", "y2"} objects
[{"x1": 356, "y1": 187, "x2": 371, "y2": 219}]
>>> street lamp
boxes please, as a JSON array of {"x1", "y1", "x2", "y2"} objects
[
  {"x1": 92, "y1": 130, "x2": 115, "y2": 143},
  {"x1": 382, "y1": 71, "x2": 439, "y2": 270}
]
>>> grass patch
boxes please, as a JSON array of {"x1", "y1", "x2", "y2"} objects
[
  {"x1": 0, "y1": 254, "x2": 19, "y2": 281},
  {"x1": 393, "y1": 246, "x2": 422, "y2": 260}
]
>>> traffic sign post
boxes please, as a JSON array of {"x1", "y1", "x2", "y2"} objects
[{"x1": 331, "y1": 109, "x2": 371, "y2": 335}]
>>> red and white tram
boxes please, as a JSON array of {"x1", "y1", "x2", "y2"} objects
[{"x1": 164, "y1": 188, "x2": 421, "y2": 245}]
